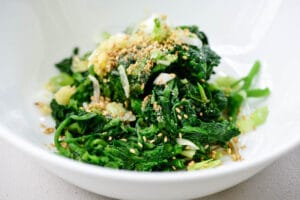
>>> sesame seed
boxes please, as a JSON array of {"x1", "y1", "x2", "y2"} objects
[
  {"x1": 157, "y1": 133, "x2": 163, "y2": 137},
  {"x1": 178, "y1": 132, "x2": 182, "y2": 139},
  {"x1": 108, "y1": 136, "x2": 112, "y2": 141},
  {"x1": 183, "y1": 114, "x2": 188, "y2": 119},
  {"x1": 143, "y1": 136, "x2": 147, "y2": 142},
  {"x1": 119, "y1": 112, "x2": 125, "y2": 117},
  {"x1": 129, "y1": 148, "x2": 136, "y2": 154},
  {"x1": 188, "y1": 161, "x2": 195, "y2": 166},
  {"x1": 212, "y1": 154, "x2": 216, "y2": 159},
  {"x1": 183, "y1": 45, "x2": 189, "y2": 51},
  {"x1": 177, "y1": 115, "x2": 182, "y2": 120},
  {"x1": 61, "y1": 142, "x2": 68, "y2": 148},
  {"x1": 233, "y1": 137, "x2": 239, "y2": 143},
  {"x1": 43, "y1": 127, "x2": 55, "y2": 134},
  {"x1": 204, "y1": 144, "x2": 209, "y2": 149},
  {"x1": 199, "y1": 112, "x2": 203, "y2": 117},
  {"x1": 149, "y1": 139, "x2": 155, "y2": 144},
  {"x1": 172, "y1": 166, "x2": 176, "y2": 171},
  {"x1": 138, "y1": 142, "x2": 143, "y2": 148},
  {"x1": 227, "y1": 148, "x2": 232, "y2": 155},
  {"x1": 231, "y1": 154, "x2": 237, "y2": 161},
  {"x1": 164, "y1": 136, "x2": 168, "y2": 143},
  {"x1": 175, "y1": 107, "x2": 181, "y2": 113}
]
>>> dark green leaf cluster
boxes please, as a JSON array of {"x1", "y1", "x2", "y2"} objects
[{"x1": 50, "y1": 27, "x2": 269, "y2": 171}]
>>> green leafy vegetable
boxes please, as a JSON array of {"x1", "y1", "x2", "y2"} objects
[
  {"x1": 46, "y1": 73, "x2": 74, "y2": 92},
  {"x1": 44, "y1": 15, "x2": 270, "y2": 172},
  {"x1": 237, "y1": 106, "x2": 269, "y2": 133},
  {"x1": 55, "y1": 47, "x2": 79, "y2": 75}
]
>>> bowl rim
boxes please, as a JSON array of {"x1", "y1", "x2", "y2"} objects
[{"x1": 0, "y1": 123, "x2": 299, "y2": 182}]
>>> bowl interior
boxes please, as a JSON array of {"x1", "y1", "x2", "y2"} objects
[{"x1": 0, "y1": 0, "x2": 299, "y2": 174}]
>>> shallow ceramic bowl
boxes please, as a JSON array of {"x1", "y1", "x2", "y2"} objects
[{"x1": 1, "y1": 0, "x2": 300, "y2": 199}]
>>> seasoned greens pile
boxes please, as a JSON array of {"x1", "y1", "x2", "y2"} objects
[{"x1": 46, "y1": 15, "x2": 270, "y2": 171}]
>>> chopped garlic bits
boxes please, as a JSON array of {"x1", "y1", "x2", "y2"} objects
[
  {"x1": 88, "y1": 34, "x2": 129, "y2": 77},
  {"x1": 54, "y1": 85, "x2": 76, "y2": 105},
  {"x1": 154, "y1": 73, "x2": 176, "y2": 85},
  {"x1": 88, "y1": 14, "x2": 201, "y2": 78},
  {"x1": 84, "y1": 97, "x2": 136, "y2": 122},
  {"x1": 72, "y1": 55, "x2": 89, "y2": 73}
]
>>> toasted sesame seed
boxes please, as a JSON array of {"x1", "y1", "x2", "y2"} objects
[
  {"x1": 183, "y1": 114, "x2": 188, "y2": 119},
  {"x1": 178, "y1": 132, "x2": 182, "y2": 139},
  {"x1": 199, "y1": 112, "x2": 203, "y2": 117},
  {"x1": 108, "y1": 136, "x2": 113, "y2": 141},
  {"x1": 120, "y1": 138, "x2": 127, "y2": 142},
  {"x1": 143, "y1": 136, "x2": 147, "y2": 142},
  {"x1": 149, "y1": 139, "x2": 155, "y2": 144},
  {"x1": 61, "y1": 142, "x2": 68, "y2": 148},
  {"x1": 188, "y1": 161, "x2": 195, "y2": 166},
  {"x1": 177, "y1": 115, "x2": 182, "y2": 120},
  {"x1": 164, "y1": 136, "x2": 168, "y2": 143},
  {"x1": 129, "y1": 148, "x2": 136, "y2": 154},
  {"x1": 233, "y1": 137, "x2": 239, "y2": 143},
  {"x1": 43, "y1": 127, "x2": 55, "y2": 135},
  {"x1": 157, "y1": 133, "x2": 163, "y2": 137},
  {"x1": 236, "y1": 154, "x2": 242, "y2": 161},
  {"x1": 175, "y1": 107, "x2": 181, "y2": 113},
  {"x1": 183, "y1": 45, "x2": 189, "y2": 51},
  {"x1": 119, "y1": 112, "x2": 125, "y2": 117},
  {"x1": 172, "y1": 166, "x2": 176, "y2": 170},
  {"x1": 138, "y1": 142, "x2": 143, "y2": 148},
  {"x1": 231, "y1": 154, "x2": 237, "y2": 161},
  {"x1": 172, "y1": 156, "x2": 176, "y2": 160},
  {"x1": 227, "y1": 148, "x2": 232, "y2": 155},
  {"x1": 204, "y1": 144, "x2": 209, "y2": 149}
]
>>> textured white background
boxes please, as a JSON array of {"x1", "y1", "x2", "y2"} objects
[{"x1": 0, "y1": 139, "x2": 299, "y2": 200}]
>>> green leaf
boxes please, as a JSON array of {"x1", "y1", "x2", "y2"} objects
[{"x1": 187, "y1": 159, "x2": 221, "y2": 171}]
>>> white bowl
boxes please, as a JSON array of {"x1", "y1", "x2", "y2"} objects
[{"x1": 1, "y1": 1, "x2": 300, "y2": 199}]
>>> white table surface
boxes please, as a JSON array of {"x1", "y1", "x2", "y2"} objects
[{"x1": 0, "y1": 139, "x2": 299, "y2": 200}]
